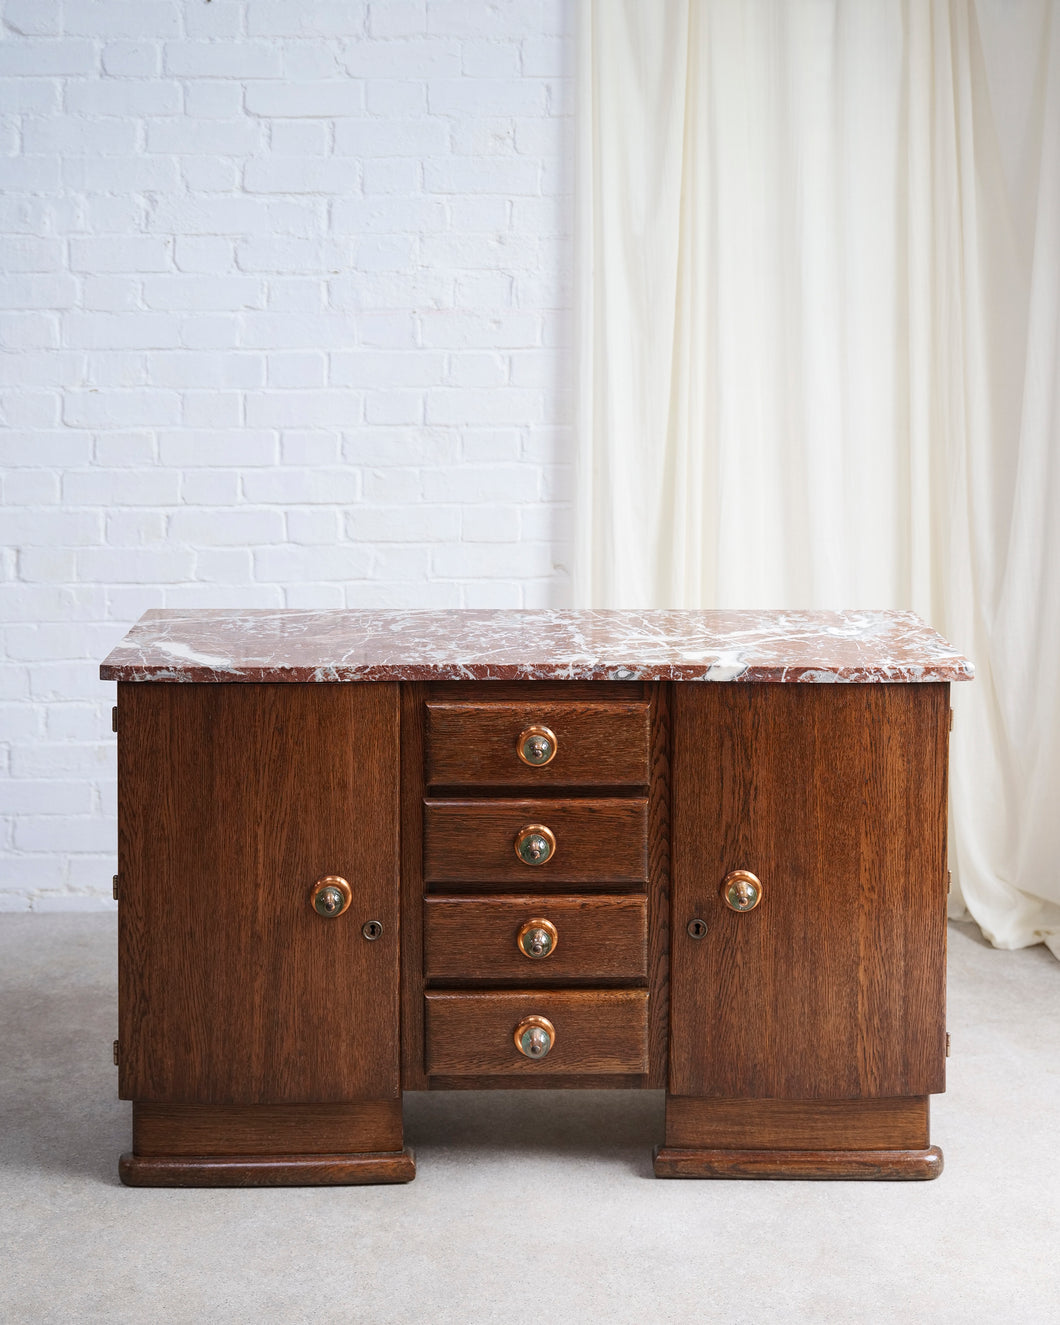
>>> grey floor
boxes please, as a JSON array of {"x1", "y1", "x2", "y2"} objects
[{"x1": 1, "y1": 918, "x2": 1057, "y2": 1325}]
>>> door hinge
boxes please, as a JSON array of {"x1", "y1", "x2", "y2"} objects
[
  {"x1": 945, "y1": 1033, "x2": 951, "y2": 1058},
  {"x1": 949, "y1": 709, "x2": 954, "y2": 731},
  {"x1": 947, "y1": 870, "x2": 952, "y2": 895},
  {"x1": 112, "y1": 1039, "x2": 120, "y2": 1066},
  {"x1": 111, "y1": 706, "x2": 118, "y2": 733},
  {"x1": 112, "y1": 874, "x2": 119, "y2": 901}
]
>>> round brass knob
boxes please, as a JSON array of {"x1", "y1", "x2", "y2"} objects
[
  {"x1": 310, "y1": 875, "x2": 352, "y2": 918},
  {"x1": 722, "y1": 870, "x2": 763, "y2": 913},
  {"x1": 517, "y1": 917, "x2": 558, "y2": 959},
  {"x1": 514, "y1": 823, "x2": 556, "y2": 866},
  {"x1": 517, "y1": 724, "x2": 557, "y2": 767},
  {"x1": 514, "y1": 1014, "x2": 555, "y2": 1060}
]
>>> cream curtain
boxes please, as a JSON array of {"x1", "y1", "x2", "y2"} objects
[{"x1": 575, "y1": 1, "x2": 1060, "y2": 956}]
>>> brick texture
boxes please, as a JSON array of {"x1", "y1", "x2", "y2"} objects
[{"x1": 0, "y1": 0, "x2": 574, "y2": 910}]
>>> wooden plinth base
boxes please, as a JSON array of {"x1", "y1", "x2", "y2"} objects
[
  {"x1": 653, "y1": 1145, "x2": 942, "y2": 1181},
  {"x1": 654, "y1": 1094, "x2": 942, "y2": 1180},
  {"x1": 121, "y1": 1098, "x2": 414, "y2": 1186},
  {"x1": 120, "y1": 1148, "x2": 416, "y2": 1187}
]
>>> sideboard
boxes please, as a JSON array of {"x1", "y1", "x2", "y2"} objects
[{"x1": 100, "y1": 608, "x2": 973, "y2": 1186}]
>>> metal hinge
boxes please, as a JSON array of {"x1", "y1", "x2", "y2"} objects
[
  {"x1": 111, "y1": 706, "x2": 118, "y2": 733},
  {"x1": 945, "y1": 1033, "x2": 951, "y2": 1058},
  {"x1": 112, "y1": 1040, "x2": 119, "y2": 1066},
  {"x1": 949, "y1": 709, "x2": 954, "y2": 731},
  {"x1": 112, "y1": 874, "x2": 119, "y2": 901},
  {"x1": 947, "y1": 870, "x2": 952, "y2": 895}
]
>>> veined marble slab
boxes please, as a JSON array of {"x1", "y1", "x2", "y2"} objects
[{"x1": 100, "y1": 609, "x2": 973, "y2": 684}]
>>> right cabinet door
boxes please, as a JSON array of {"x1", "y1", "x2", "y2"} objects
[{"x1": 670, "y1": 683, "x2": 949, "y2": 1100}]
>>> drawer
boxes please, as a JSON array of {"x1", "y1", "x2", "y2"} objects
[
  {"x1": 422, "y1": 798, "x2": 648, "y2": 887},
  {"x1": 424, "y1": 990, "x2": 649, "y2": 1076},
  {"x1": 424, "y1": 894, "x2": 648, "y2": 983},
  {"x1": 425, "y1": 700, "x2": 650, "y2": 788}
]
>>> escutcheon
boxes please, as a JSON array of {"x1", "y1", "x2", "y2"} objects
[
  {"x1": 514, "y1": 1014, "x2": 555, "y2": 1060},
  {"x1": 721, "y1": 870, "x2": 763, "y2": 913},
  {"x1": 514, "y1": 823, "x2": 556, "y2": 866}
]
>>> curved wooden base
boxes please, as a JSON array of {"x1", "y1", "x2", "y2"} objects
[
  {"x1": 122, "y1": 1100, "x2": 415, "y2": 1186},
  {"x1": 119, "y1": 1148, "x2": 416, "y2": 1187},
  {"x1": 653, "y1": 1145, "x2": 943, "y2": 1181}
]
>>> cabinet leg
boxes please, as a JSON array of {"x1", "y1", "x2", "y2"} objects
[
  {"x1": 652, "y1": 1095, "x2": 942, "y2": 1181},
  {"x1": 120, "y1": 1100, "x2": 415, "y2": 1187}
]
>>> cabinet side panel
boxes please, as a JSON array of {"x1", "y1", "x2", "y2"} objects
[
  {"x1": 669, "y1": 683, "x2": 947, "y2": 1100},
  {"x1": 118, "y1": 682, "x2": 401, "y2": 1104}
]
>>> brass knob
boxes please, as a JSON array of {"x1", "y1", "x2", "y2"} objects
[
  {"x1": 722, "y1": 870, "x2": 763, "y2": 913},
  {"x1": 514, "y1": 1014, "x2": 555, "y2": 1060},
  {"x1": 311, "y1": 875, "x2": 352, "y2": 918},
  {"x1": 514, "y1": 823, "x2": 556, "y2": 867},
  {"x1": 517, "y1": 917, "x2": 558, "y2": 959},
  {"x1": 517, "y1": 724, "x2": 557, "y2": 767}
]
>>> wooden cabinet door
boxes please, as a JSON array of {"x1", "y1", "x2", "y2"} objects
[
  {"x1": 117, "y1": 682, "x2": 400, "y2": 1105},
  {"x1": 670, "y1": 683, "x2": 949, "y2": 1100}
]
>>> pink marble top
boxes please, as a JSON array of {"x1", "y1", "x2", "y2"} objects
[{"x1": 99, "y1": 609, "x2": 973, "y2": 684}]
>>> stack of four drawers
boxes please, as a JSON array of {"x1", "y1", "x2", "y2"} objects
[{"x1": 421, "y1": 692, "x2": 653, "y2": 1082}]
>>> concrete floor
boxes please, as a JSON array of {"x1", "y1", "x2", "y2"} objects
[{"x1": 0, "y1": 917, "x2": 1057, "y2": 1324}]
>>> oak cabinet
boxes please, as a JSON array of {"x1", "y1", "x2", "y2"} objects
[{"x1": 102, "y1": 608, "x2": 970, "y2": 1186}]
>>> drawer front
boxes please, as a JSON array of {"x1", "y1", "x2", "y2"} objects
[
  {"x1": 422, "y1": 798, "x2": 648, "y2": 887},
  {"x1": 424, "y1": 990, "x2": 649, "y2": 1076},
  {"x1": 424, "y1": 894, "x2": 648, "y2": 983},
  {"x1": 425, "y1": 701, "x2": 650, "y2": 788}
]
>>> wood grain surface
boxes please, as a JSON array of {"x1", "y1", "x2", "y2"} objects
[
  {"x1": 400, "y1": 681, "x2": 429, "y2": 1090},
  {"x1": 653, "y1": 1145, "x2": 943, "y2": 1180},
  {"x1": 425, "y1": 700, "x2": 650, "y2": 787},
  {"x1": 663, "y1": 1095, "x2": 929, "y2": 1150},
  {"x1": 119, "y1": 1149, "x2": 416, "y2": 1187},
  {"x1": 645, "y1": 682, "x2": 671, "y2": 1087},
  {"x1": 423, "y1": 1073, "x2": 649, "y2": 1091},
  {"x1": 424, "y1": 989, "x2": 649, "y2": 1075},
  {"x1": 426, "y1": 681, "x2": 647, "y2": 702},
  {"x1": 133, "y1": 1100, "x2": 403, "y2": 1156},
  {"x1": 423, "y1": 894, "x2": 647, "y2": 982},
  {"x1": 669, "y1": 683, "x2": 949, "y2": 1100},
  {"x1": 117, "y1": 681, "x2": 401, "y2": 1105},
  {"x1": 423, "y1": 797, "x2": 648, "y2": 887}
]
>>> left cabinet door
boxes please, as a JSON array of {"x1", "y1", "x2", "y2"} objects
[{"x1": 117, "y1": 682, "x2": 400, "y2": 1105}]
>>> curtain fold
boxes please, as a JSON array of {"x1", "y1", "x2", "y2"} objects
[{"x1": 576, "y1": 0, "x2": 1060, "y2": 955}]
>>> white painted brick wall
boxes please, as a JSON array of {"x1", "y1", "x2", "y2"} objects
[{"x1": 0, "y1": 0, "x2": 574, "y2": 911}]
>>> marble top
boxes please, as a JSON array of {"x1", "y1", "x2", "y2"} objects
[{"x1": 99, "y1": 609, "x2": 973, "y2": 684}]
